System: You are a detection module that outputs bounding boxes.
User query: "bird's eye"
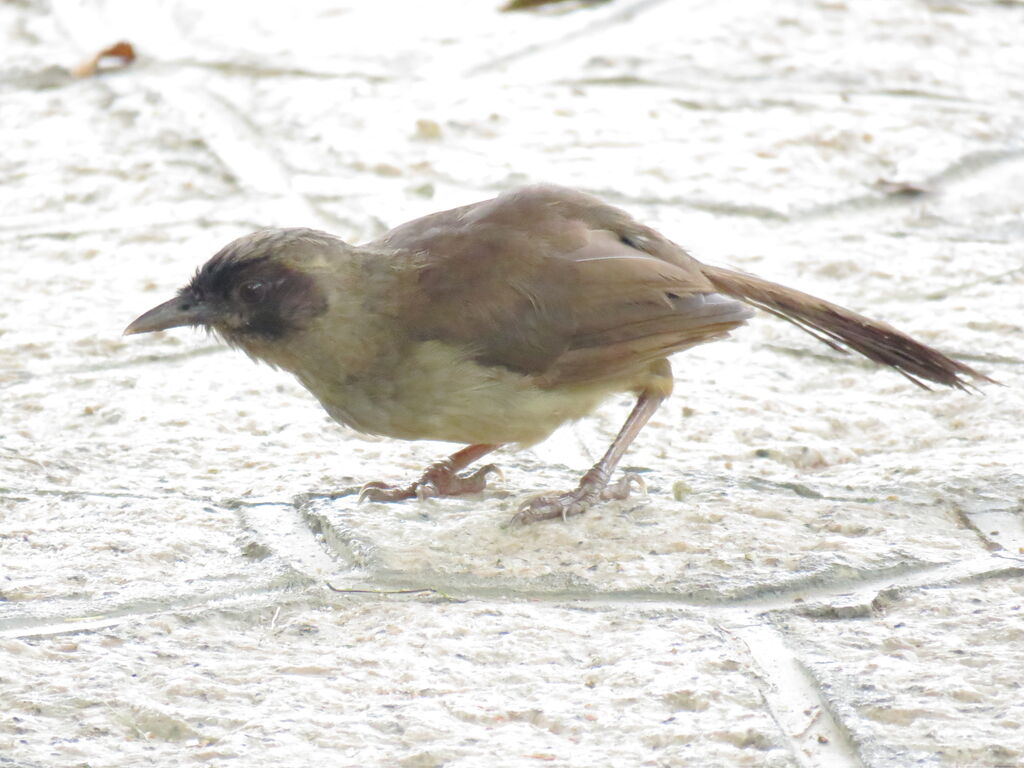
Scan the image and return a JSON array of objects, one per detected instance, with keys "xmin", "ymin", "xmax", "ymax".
[{"xmin": 238, "ymin": 280, "xmax": 267, "ymax": 304}]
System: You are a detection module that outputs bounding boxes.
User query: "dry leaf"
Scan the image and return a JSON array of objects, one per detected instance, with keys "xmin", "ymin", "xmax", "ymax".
[{"xmin": 71, "ymin": 41, "xmax": 136, "ymax": 79}]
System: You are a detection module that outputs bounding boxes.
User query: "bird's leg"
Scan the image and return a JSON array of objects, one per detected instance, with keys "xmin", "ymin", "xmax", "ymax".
[
  {"xmin": 359, "ymin": 443, "xmax": 502, "ymax": 503},
  {"xmin": 512, "ymin": 389, "xmax": 666, "ymax": 524}
]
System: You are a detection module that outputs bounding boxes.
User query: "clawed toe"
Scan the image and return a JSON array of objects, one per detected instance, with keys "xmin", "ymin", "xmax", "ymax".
[
  {"xmin": 358, "ymin": 481, "xmax": 415, "ymax": 503},
  {"xmin": 511, "ymin": 491, "xmax": 593, "ymax": 525},
  {"xmin": 359, "ymin": 463, "xmax": 503, "ymax": 504},
  {"xmin": 511, "ymin": 494, "xmax": 582, "ymax": 525},
  {"xmin": 510, "ymin": 471, "xmax": 646, "ymax": 525},
  {"xmin": 470, "ymin": 463, "xmax": 503, "ymax": 488},
  {"xmin": 416, "ymin": 462, "xmax": 503, "ymax": 500},
  {"xmin": 602, "ymin": 471, "xmax": 646, "ymax": 500}
]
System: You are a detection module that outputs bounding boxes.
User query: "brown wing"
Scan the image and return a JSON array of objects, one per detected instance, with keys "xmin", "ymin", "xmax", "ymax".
[{"xmin": 371, "ymin": 185, "xmax": 752, "ymax": 387}]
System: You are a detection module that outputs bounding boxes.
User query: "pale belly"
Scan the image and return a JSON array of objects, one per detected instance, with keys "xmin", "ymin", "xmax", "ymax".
[{"xmin": 295, "ymin": 340, "xmax": 618, "ymax": 446}]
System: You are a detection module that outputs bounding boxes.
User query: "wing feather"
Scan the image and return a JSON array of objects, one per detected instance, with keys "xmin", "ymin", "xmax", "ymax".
[{"xmin": 372, "ymin": 186, "xmax": 751, "ymax": 386}]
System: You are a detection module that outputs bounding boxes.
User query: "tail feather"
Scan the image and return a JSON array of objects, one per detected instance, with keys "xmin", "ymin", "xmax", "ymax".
[{"xmin": 701, "ymin": 265, "xmax": 994, "ymax": 391}]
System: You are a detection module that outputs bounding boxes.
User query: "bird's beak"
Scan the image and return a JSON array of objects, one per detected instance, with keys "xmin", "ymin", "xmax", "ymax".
[{"xmin": 124, "ymin": 294, "xmax": 214, "ymax": 335}]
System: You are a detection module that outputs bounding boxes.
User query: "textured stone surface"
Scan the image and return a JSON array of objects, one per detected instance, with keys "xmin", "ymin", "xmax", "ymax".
[{"xmin": 2, "ymin": 1, "xmax": 1022, "ymax": 766}]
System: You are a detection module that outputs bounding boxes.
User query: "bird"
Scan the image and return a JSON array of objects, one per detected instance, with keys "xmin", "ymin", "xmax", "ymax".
[{"xmin": 125, "ymin": 184, "xmax": 992, "ymax": 523}]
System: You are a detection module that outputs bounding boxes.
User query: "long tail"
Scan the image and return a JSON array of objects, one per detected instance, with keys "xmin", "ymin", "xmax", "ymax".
[{"xmin": 701, "ymin": 265, "xmax": 994, "ymax": 391}]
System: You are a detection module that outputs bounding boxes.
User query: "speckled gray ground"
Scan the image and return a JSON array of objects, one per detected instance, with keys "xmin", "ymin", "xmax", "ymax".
[{"xmin": 2, "ymin": 1, "xmax": 1023, "ymax": 767}]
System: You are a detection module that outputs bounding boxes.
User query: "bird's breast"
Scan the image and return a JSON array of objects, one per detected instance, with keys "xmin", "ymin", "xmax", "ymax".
[{"xmin": 292, "ymin": 339, "xmax": 614, "ymax": 446}]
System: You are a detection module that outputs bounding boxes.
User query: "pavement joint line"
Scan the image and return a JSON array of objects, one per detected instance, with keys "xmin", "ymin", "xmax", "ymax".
[
  {"xmin": 958, "ymin": 507, "xmax": 1024, "ymax": 557},
  {"xmin": 956, "ymin": 506, "xmax": 1005, "ymax": 552},
  {"xmin": 710, "ymin": 556, "xmax": 1023, "ymax": 617},
  {"xmin": 2, "ymin": 552, "xmax": 1013, "ymax": 641},
  {"xmin": 923, "ymin": 145, "xmax": 1024, "ymax": 185},
  {"xmin": 924, "ymin": 265, "xmax": 1024, "ymax": 302},
  {"xmin": 0, "ymin": 581, "xmax": 317, "ymax": 641},
  {"xmin": 235, "ymin": 499, "xmax": 356, "ymax": 577},
  {"xmin": 727, "ymin": 621, "xmax": 865, "ymax": 768},
  {"xmin": 184, "ymin": 60, "xmax": 377, "ymax": 81},
  {"xmin": 319, "ymin": 551, "xmax": 1022, "ymax": 613},
  {"xmin": 0, "ymin": 486, "xmax": 208, "ymax": 503},
  {"xmin": 298, "ymin": 502, "xmax": 386, "ymax": 571},
  {"xmin": 793, "ymin": 145, "xmax": 1024, "ymax": 222},
  {"xmin": 164, "ymin": 81, "xmax": 353, "ymax": 235},
  {"xmin": 561, "ymin": 145, "xmax": 1024, "ymax": 227},
  {"xmin": 155, "ymin": 80, "xmax": 347, "ymax": 234},
  {"xmin": 466, "ymin": 0, "xmax": 672, "ymax": 77}
]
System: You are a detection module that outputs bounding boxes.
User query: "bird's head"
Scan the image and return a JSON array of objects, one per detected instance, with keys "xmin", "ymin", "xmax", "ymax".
[{"xmin": 125, "ymin": 228, "xmax": 333, "ymax": 351}]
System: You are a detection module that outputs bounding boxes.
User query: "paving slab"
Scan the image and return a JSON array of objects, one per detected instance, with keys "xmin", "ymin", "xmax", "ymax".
[
  {"xmin": 779, "ymin": 575, "xmax": 1024, "ymax": 768},
  {"xmin": 2, "ymin": 1, "xmax": 1022, "ymax": 766}
]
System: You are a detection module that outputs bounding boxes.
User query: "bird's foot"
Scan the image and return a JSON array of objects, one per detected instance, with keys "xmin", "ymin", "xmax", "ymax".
[
  {"xmin": 359, "ymin": 463, "xmax": 502, "ymax": 503},
  {"xmin": 510, "ymin": 471, "xmax": 645, "ymax": 525}
]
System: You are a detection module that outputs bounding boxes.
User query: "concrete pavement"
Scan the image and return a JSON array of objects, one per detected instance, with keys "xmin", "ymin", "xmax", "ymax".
[{"xmin": 2, "ymin": 1, "xmax": 1023, "ymax": 765}]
